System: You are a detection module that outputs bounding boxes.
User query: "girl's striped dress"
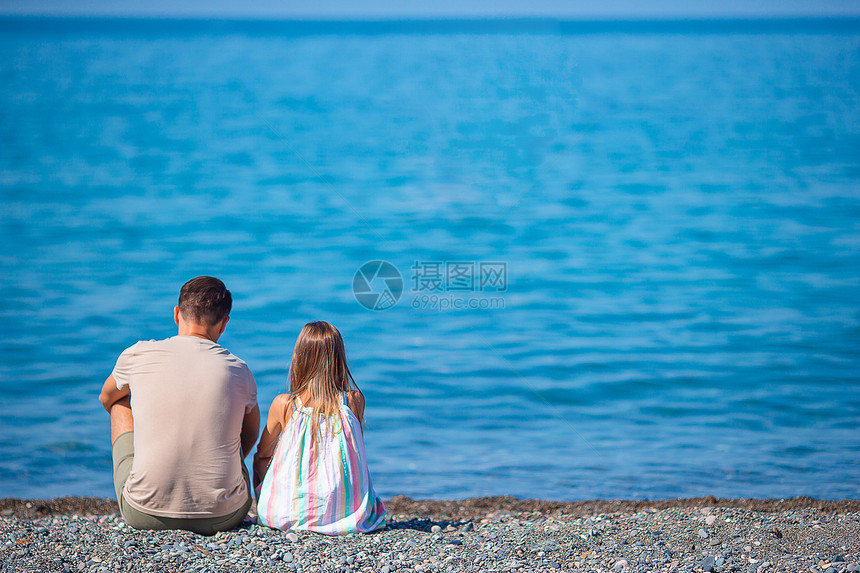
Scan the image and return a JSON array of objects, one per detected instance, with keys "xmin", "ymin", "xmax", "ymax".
[{"xmin": 256, "ymin": 392, "xmax": 386, "ymax": 535}]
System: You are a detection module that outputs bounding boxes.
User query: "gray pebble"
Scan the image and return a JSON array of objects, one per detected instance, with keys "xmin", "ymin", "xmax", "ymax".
[
  {"xmin": 698, "ymin": 555, "xmax": 715, "ymax": 573},
  {"xmin": 698, "ymin": 529, "xmax": 709, "ymax": 539},
  {"xmin": 431, "ymin": 525, "xmax": 442, "ymax": 534},
  {"xmin": 771, "ymin": 526, "xmax": 783, "ymax": 539}
]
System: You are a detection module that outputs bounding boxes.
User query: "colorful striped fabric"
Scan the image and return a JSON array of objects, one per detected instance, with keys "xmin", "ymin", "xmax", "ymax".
[{"xmin": 257, "ymin": 392, "xmax": 386, "ymax": 535}]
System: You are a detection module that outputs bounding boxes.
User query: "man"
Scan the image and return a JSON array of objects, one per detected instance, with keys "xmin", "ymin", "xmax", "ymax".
[{"xmin": 99, "ymin": 276, "xmax": 260, "ymax": 534}]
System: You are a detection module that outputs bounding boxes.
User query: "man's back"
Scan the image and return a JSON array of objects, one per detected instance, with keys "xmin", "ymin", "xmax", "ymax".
[{"xmin": 112, "ymin": 335, "xmax": 257, "ymax": 519}]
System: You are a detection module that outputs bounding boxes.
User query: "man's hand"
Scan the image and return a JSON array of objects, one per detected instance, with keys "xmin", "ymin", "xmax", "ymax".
[
  {"xmin": 99, "ymin": 374, "xmax": 130, "ymax": 412},
  {"xmin": 240, "ymin": 403, "xmax": 260, "ymax": 459}
]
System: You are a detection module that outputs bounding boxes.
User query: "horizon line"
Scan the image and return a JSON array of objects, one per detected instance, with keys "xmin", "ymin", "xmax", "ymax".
[
  {"xmin": 2, "ymin": 14, "xmax": 860, "ymax": 21},
  {"xmin": 2, "ymin": 15, "xmax": 859, "ymax": 36}
]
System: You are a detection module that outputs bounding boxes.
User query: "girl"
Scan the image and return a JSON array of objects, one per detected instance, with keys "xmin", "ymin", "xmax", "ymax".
[{"xmin": 253, "ymin": 321, "xmax": 386, "ymax": 534}]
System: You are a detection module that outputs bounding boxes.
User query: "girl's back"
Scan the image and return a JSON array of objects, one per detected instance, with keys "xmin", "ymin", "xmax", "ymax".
[
  {"xmin": 253, "ymin": 321, "xmax": 385, "ymax": 535},
  {"xmin": 257, "ymin": 390, "xmax": 385, "ymax": 534}
]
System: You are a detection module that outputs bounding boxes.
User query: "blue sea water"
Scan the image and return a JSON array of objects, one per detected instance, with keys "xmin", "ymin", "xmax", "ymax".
[{"xmin": 1, "ymin": 18, "xmax": 859, "ymax": 501}]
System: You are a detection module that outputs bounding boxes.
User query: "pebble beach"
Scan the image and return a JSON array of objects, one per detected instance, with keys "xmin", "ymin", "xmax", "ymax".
[{"xmin": 2, "ymin": 497, "xmax": 858, "ymax": 573}]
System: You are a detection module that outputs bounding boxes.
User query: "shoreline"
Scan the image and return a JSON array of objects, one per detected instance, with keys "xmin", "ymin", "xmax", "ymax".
[
  {"xmin": 2, "ymin": 495, "xmax": 859, "ymax": 520},
  {"xmin": 2, "ymin": 496, "xmax": 858, "ymax": 573}
]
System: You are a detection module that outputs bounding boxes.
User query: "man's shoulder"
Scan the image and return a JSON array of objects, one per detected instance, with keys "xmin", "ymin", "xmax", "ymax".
[
  {"xmin": 121, "ymin": 337, "xmax": 253, "ymax": 378},
  {"xmin": 223, "ymin": 352, "xmax": 252, "ymax": 372},
  {"xmin": 119, "ymin": 338, "xmax": 164, "ymax": 355},
  {"xmin": 212, "ymin": 348, "xmax": 256, "ymax": 397},
  {"xmin": 119, "ymin": 337, "xmax": 212, "ymax": 363},
  {"xmin": 225, "ymin": 352, "xmax": 254, "ymax": 382},
  {"xmin": 112, "ymin": 338, "xmax": 167, "ymax": 385},
  {"xmin": 211, "ymin": 343, "xmax": 249, "ymax": 366},
  {"xmin": 205, "ymin": 343, "xmax": 255, "ymax": 382}
]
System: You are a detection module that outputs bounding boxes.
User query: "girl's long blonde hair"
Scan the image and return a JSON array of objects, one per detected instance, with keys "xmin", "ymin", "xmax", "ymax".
[{"xmin": 288, "ymin": 321, "xmax": 358, "ymax": 431}]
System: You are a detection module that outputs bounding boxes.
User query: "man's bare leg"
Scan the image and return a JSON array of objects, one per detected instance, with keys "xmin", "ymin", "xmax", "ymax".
[{"xmin": 110, "ymin": 396, "xmax": 134, "ymax": 444}]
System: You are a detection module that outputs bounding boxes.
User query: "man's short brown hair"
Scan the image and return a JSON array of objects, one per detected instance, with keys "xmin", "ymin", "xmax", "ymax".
[{"xmin": 178, "ymin": 276, "xmax": 232, "ymax": 326}]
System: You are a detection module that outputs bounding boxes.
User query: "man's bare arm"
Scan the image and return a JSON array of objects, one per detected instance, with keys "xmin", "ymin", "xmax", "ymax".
[
  {"xmin": 240, "ymin": 403, "xmax": 260, "ymax": 459},
  {"xmin": 99, "ymin": 374, "xmax": 130, "ymax": 412}
]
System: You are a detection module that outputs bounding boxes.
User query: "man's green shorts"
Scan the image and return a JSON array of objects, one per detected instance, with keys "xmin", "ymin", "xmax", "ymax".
[{"xmin": 112, "ymin": 431, "xmax": 252, "ymax": 535}]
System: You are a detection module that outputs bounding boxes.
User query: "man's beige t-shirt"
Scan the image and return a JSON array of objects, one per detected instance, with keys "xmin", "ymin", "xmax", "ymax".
[{"xmin": 112, "ymin": 335, "xmax": 257, "ymax": 519}]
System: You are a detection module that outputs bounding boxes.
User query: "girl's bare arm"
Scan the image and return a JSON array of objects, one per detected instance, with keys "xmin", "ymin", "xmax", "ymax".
[
  {"xmin": 252, "ymin": 393, "xmax": 289, "ymax": 490},
  {"xmin": 346, "ymin": 389, "xmax": 366, "ymax": 426}
]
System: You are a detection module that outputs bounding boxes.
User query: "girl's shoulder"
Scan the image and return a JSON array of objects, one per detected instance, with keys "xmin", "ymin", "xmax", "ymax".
[
  {"xmin": 271, "ymin": 392, "xmax": 291, "ymax": 408},
  {"xmin": 268, "ymin": 393, "xmax": 293, "ymax": 424}
]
